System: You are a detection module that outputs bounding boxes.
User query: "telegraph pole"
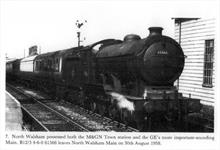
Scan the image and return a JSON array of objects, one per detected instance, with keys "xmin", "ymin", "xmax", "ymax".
[
  {"xmin": 75, "ymin": 20, "xmax": 87, "ymax": 47},
  {"xmin": 77, "ymin": 31, "xmax": 81, "ymax": 47},
  {"xmin": 39, "ymin": 46, "xmax": 41, "ymax": 54}
]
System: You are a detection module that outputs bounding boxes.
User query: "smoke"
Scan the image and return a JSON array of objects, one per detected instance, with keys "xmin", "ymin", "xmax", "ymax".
[{"xmin": 109, "ymin": 92, "xmax": 135, "ymax": 112}]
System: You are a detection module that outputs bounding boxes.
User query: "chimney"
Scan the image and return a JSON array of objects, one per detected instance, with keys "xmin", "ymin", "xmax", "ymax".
[
  {"xmin": 148, "ymin": 27, "xmax": 163, "ymax": 36},
  {"xmin": 29, "ymin": 45, "xmax": 38, "ymax": 56}
]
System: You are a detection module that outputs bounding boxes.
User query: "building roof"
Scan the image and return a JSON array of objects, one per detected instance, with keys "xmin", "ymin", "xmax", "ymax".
[
  {"xmin": 21, "ymin": 55, "xmax": 38, "ymax": 62},
  {"xmin": 6, "ymin": 58, "xmax": 17, "ymax": 63},
  {"xmin": 172, "ymin": 18, "xmax": 200, "ymax": 23}
]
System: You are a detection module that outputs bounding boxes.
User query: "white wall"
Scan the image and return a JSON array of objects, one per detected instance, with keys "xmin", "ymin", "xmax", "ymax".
[
  {"xmin": 175, "ymin": 18, "xmax": 216, "ymax": 105},
  {"xmin": 20, "ymin": 61, "xmax": 34, "ymax": 72}
]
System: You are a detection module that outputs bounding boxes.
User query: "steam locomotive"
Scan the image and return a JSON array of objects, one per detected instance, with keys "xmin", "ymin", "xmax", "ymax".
[{"xmin": 6, "ymin": 27, "xmax": 201, "ymax": 131}]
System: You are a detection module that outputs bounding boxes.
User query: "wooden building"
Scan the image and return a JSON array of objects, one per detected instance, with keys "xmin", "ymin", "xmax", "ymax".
[{"xmin": 173, "ymin": 18, "xmax": 216, "ymax": 106}]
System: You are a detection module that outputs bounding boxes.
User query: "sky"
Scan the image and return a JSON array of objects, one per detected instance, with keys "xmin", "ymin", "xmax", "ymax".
[{"xmin": 0, "ymin": 0, "xmax": 219, "ymax": 59}]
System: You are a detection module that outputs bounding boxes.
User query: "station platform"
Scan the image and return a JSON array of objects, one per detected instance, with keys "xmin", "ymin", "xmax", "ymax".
[{"xmin": 5, "ymin": 92, "xmax": 23, "ymax": 131}]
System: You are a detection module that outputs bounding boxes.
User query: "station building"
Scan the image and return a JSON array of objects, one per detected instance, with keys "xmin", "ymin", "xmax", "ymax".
[{"xmin": 173, "ymin": 18, "xmax": 216, "ymax": 106}]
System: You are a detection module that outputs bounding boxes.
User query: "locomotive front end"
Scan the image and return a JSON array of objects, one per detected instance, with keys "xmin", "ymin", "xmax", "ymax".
[
  {"xmin": 140, "ymin": 27, "xmax": 185, "ymax": 86},
  {"xmin": 94, "ymin": 27, "xmax": 201, "ymax": 131}
]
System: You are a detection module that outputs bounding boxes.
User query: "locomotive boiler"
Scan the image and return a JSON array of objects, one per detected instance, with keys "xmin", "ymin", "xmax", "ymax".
[
  {"xmin": 96, "ymin": 27, "xmax": 184, "ymax": 93},
  {"xmin": 6, "ymin": 27, "xmax": 201, "ymax": 131}
]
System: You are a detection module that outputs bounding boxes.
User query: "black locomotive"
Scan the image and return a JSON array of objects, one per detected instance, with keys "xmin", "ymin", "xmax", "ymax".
[{"xmin": 6, "ymin": 27, "xmax": 201, "ymax": 131}]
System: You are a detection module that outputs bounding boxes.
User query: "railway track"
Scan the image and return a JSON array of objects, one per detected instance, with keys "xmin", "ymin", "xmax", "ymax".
[
  {"xmin": 6, "ymin": 83, "xmax": 139, "ymax": 132},
  {"xmin": 6, "ymin": 83, "xmax": 89, "ymax": 131},
  {"xmin": 46, "ymin": 100, "xmax": 139, "ymax": 132}
]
